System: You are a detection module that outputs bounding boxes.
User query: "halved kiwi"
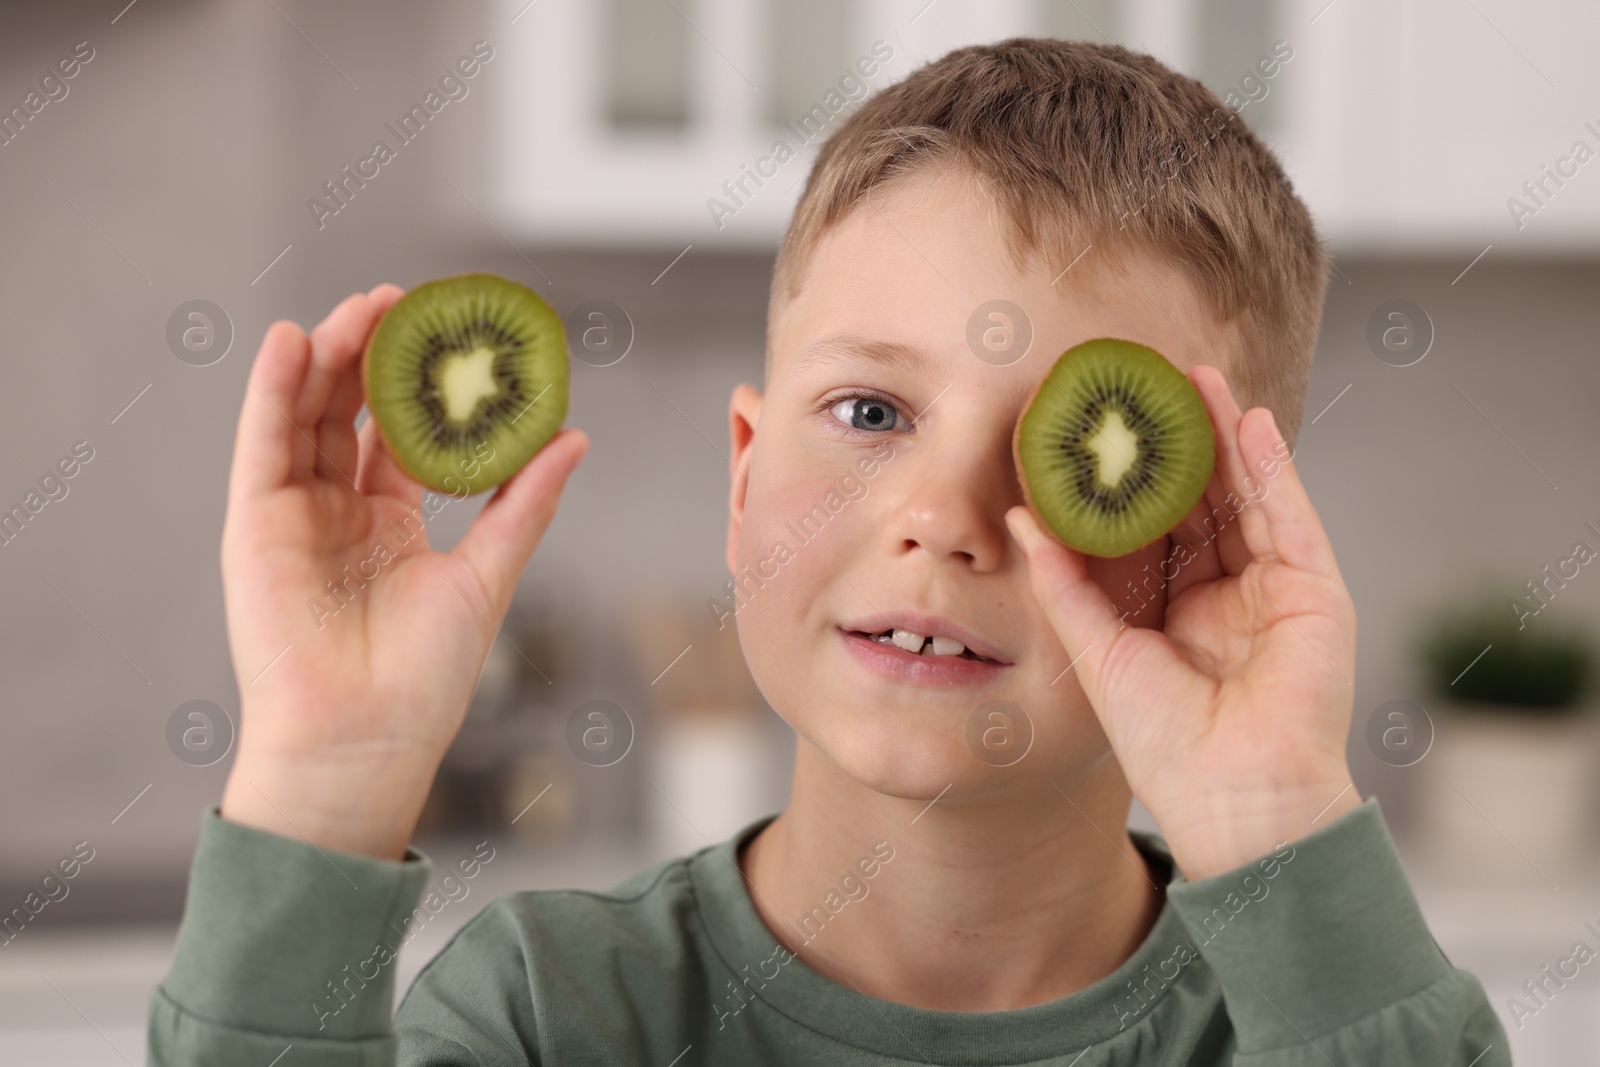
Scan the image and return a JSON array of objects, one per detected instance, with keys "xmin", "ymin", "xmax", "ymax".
[
  {"xmin": 364, "ymin": 273, "xmax": 568, "ymax": 495},
  {"xmin": 1013, "ymin": 338, "xmax": 1214, "ymax": 558}
]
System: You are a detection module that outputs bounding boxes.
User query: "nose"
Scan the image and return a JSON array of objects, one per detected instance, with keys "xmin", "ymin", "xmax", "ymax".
[{"xmin": 878, "ymin": 434, "xmax": 1013, "ymax": 572}]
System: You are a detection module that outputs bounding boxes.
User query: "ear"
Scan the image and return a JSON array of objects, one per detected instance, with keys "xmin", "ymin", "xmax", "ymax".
[{"xmin": 726, "ymin": 383, "xmax": 763, "ymax": 575}]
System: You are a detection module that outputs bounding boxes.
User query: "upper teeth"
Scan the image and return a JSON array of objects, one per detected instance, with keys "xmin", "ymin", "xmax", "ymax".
[{"xmin": 879, "ymin": 629, "xmax": 967, "ymax": 657}]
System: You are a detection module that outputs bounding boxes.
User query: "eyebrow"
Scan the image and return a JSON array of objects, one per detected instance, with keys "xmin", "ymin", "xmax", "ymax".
[{"xmin": 786, "ymin": 333, "xmax": 938, "ymax": 379}]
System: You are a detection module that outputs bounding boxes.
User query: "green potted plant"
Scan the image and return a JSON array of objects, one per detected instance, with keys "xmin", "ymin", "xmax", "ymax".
[{"xmin": 1414, "ymin": 589, "xmax": 1596, "ymax": 875}]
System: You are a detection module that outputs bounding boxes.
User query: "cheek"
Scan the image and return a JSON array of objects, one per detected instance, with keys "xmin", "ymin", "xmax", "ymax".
[
  {"xmin": 732, "ymin": 445, "xmax": 877, "ymax": 695},
  {"xmin": 736, "ymin": 453, "xmax": 864, "ymax": 578}
]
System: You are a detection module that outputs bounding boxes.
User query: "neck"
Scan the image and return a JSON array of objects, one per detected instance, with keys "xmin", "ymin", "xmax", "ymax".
[{"xmin": 739, "ymin": 739, "xmax": 1164, "ymax": 1012}]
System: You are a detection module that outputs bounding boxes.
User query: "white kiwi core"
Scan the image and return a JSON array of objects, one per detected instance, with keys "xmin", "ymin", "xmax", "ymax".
[
  {"xmin": 1085, "ymin": 408, "xmax": 1140, "ymax": 488},
  {"xmin": 437, "ymin": 346, "xmax": 500, "ymax": 424}
]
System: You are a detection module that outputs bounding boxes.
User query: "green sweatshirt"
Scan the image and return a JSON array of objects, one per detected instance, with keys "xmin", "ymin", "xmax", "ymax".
[{"xmin": 147, "ymin": 796, "xmax": 1508, "ymax": 1065}]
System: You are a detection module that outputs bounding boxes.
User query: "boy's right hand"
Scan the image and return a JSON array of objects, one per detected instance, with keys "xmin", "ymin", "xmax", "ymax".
[{"xmin": 216, "ymin": 286, "xmax": 588, "ymax": 860}]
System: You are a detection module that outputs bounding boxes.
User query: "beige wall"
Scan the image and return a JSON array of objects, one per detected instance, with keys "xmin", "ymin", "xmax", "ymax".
[{"xmin": 1, "ymin": 0, "xmax": 1597, "ymax": 918}]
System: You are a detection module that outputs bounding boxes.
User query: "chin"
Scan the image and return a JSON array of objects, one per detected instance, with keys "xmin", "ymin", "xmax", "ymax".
[
  {"xmin": 804, "ymin": 703, "xmax": 1024, "ymax": 802},
  {"xmin": 785, "ymin": 679, "xmax": 1115, "ymax": 807}
]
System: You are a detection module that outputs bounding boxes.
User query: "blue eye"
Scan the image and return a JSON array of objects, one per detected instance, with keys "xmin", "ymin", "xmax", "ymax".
[{"xmin": 830, "ymin": 395, "xmax": 902, "ymax": 432}]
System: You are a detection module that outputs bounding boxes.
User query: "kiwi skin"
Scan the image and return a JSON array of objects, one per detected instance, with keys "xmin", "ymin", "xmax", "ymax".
[
  {"xmin": 1011, "ymin": 338, "xmax": 1215, "ymax": 559},
  {"xmin": 363, "ymin": 273, "xmax": 569, "ymax": 496}
]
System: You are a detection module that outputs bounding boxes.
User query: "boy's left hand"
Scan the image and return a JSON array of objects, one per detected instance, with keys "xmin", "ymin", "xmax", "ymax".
[{"xmin": 1006, "ymin": 364, "xmax": 1359, "ymax": 881}]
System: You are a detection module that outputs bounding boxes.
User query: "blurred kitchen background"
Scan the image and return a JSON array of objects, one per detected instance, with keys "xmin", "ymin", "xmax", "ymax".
[{"xmin": 2, "ymin": 0, "xmax": 1599, "ymax": 1062}]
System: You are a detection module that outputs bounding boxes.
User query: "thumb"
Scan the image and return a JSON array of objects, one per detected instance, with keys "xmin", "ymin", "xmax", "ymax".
[
  {"xmin": 450, "ymin": 429, "xmax": 589, "ymax": 616},
  {"xmin": 1004, "ymin": 506, "xmax": 1126, "ymax": 698}
]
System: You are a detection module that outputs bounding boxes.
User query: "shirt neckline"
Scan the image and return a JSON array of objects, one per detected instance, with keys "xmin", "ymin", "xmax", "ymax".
[{"xmin": 687, "ymin": 813, "xmax": 1204, "ymax": 1064}]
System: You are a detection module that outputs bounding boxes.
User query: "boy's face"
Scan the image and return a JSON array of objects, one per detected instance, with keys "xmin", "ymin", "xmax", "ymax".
[{"xmin": 726, "ymin": 165, "xmax": 1242, "ymax": 803}]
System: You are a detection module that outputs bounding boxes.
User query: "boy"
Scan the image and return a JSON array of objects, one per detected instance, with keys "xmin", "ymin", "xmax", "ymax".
[{"xmin": 149, "ymin": 38, "xmax": 1507, "ymax": 1065}]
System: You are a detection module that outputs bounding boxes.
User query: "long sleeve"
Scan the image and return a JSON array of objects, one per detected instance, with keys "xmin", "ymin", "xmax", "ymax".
[
  {"xmin": 147, "ymin": 808, "xmax": 447, "ymax": 1066},
  {"xmin": 1164, "ymin": 797, "xmax": 1510, "ymax": 1066},
  {"xmin": 147, "ymin": 799, "xmax": 1513, "ymax": 1065}
]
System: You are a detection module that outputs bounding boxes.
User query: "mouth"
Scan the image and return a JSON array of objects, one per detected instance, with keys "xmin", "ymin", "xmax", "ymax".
[
  {"xmin": 846, "ymin": 628, "xmax": 1003, "ymax": 664},
  {"xmin": 838, "ymin": 610, "xmax": 1011, "ymax": 665},
  {"xmin": 835, "ymin": 610, "xmax": 1012, "ymax": 686}
]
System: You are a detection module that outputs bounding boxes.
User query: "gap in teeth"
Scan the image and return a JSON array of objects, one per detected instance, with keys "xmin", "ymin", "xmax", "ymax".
[{"xmin": 870, "ymin": 629, "xmax": 971, "ymax": 658}]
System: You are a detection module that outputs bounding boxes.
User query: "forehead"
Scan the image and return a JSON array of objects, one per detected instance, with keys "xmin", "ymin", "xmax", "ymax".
[{"xmin": 769, "ymin": 166, "xmax": 1238, "ymax": 388}]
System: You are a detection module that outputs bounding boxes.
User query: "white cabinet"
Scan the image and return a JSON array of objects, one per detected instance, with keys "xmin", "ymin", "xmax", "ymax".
[
  {"xmin": 492, "ymin": 0, "xmax": 1600, "ymax": 253},
  {"xmin": 1288, "ymin": 0, "xmax": 1600, "ymax": 254}
]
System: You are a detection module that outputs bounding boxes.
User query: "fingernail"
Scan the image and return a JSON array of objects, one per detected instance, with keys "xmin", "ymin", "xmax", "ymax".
[{"xmin": 1267, "ymin": 408, "xmax": 1286, "ymax": 449}]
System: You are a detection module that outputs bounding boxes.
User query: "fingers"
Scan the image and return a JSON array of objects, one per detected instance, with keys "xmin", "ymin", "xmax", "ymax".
[
  {"xmin": 302, "ymin": 293, "xmax": 390, "ymax": 485},
  {"xmin": 230, "ymin": 290, "xmax": 397, "ymax": 506},
  {"xmin": 367, "ymin": 282, "xmax": 405, "ymax": 305},
  {"xmin": 450, "ymin": 429, "xmax": 590, "ymax": 615},
  {"xmin": 318, "ymin": 373, "xmax": 366, "ymax": 483},
  {"xmin": 1237, "ymin": 407, "xmax": 1342, "ymax": 579},
  {"xmin": 354, "ymin": 416, "xmax": 423, "ymax": 507},
  {"xmin": 1004, "ymin": 505, "xmax": 1127, "ymax": 699},
  {"xmin": 1194, "ymin": 468, "xmax": 1255, "ymax": 576},
  {"xmin": 1190, "ymin": 365, "xmax": 1274, "ymax": 567},
  {"xmin": 318, "ymin": 286, "xmax": 405, "ymax": 482},
  {"xmin": 1163, "ymin": 498, "xmax": 1225, "ymax": 603},
  {"xmin": 1188, "ymin": 366, "xmax": 1341, "ymax": 580},
  {"xmin": 231, "ymin": 320, "xmax": 314, "ymax": 503}
]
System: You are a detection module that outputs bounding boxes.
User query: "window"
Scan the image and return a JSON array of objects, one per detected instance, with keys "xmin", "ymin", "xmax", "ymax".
[
  {"xmin": 1037, "ymin": 0, "xmax": 1120, "ymax": 46},
  {"xmin": 1193, "ymin": 0, "xmax": 1281, "ymax": 135},
  {"xmin": 766, "ymin": 0, "xmax": 854, "ymax": 130},
  {"xmin": 606, "ymin": 0, "xmax": 691, "ymax": 129}
]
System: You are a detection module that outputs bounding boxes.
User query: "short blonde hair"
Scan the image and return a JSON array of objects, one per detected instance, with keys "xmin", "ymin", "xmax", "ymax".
[{"xmin": 768, "ymin": 37, "xmax": 1328, "ymax": 443}]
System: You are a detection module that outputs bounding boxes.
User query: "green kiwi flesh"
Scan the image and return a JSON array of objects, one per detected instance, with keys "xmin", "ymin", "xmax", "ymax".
[
  {"xmin": 365, "ymin": 273, "xmax": 568, "ymax": 495},
  {"xmin": 1013, "ymin": 338, "xmax": 1214, "ymax": 558}
]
